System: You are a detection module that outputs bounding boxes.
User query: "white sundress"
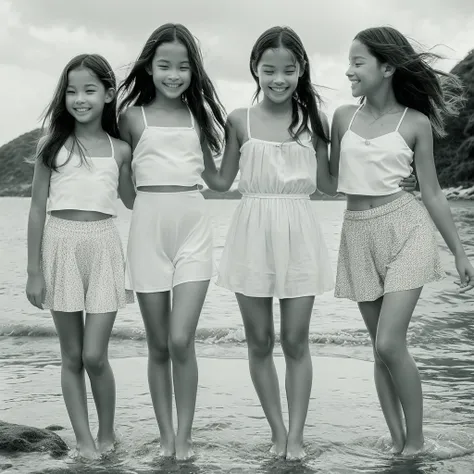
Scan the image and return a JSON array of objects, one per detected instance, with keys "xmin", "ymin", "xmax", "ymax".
[{"xmin": 216, "ymin": 108, "xmax": 334, "ymax": 298}]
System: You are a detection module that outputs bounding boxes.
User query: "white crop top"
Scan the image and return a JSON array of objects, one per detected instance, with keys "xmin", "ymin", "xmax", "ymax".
[
  {"xmin": 132, "ymin": 106, "xmax": 204, "ymax": 188},
  {"xmin": 337, "ymin": 104, "xmax": 414, "ymax": 196},
  {"xmin": 47, "ymin": 135, "xmax": 119, "ymax": 217}
]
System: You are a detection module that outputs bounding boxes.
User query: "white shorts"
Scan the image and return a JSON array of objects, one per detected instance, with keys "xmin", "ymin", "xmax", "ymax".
[{"xmin": 125, "ymin": 191, "xmax": 214, "ymax": 292}]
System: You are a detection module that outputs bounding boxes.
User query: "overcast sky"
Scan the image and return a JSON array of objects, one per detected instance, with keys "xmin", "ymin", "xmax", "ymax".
[{"xmin": 1, "ymin": 0, "xmax": 473, "ymax": 145}]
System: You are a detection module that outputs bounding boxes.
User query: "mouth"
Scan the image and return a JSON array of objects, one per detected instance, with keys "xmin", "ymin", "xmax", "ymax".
[
  {"xmin": 350, "ymin": 80, "xmax": 360, "ymax": 87},
  {"xmin": 74, "ymin": 107, "xmax": 91, "ymax": 113},
  {"xmin": 269, "ymin": 86, "xmax": 288, "ymax": 93},
  {"xmin": 163, "ymin": 83, "xmax": 182, "ymax": 89}
]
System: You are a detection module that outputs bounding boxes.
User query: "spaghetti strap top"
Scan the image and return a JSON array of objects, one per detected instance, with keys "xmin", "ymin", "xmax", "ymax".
[
  {"xmin": 132, "ymin": 105, "xmax": 204, "ymax": 188},
  {"xmin": 337, "ymin": 104, "xmax": 413, "ymax": 196},
  {"xmin": 237, "ymin": 107, "xmax": 317, "ymax": 196},
  {"xmin": 48, "ymin": 134, "xmax": 119, "ymax": 216}
]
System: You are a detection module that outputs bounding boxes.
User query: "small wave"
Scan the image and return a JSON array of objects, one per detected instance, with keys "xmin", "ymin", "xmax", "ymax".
[{"xmin": 0, "ymin": 324, "xmax": 372, "ymax": 346}]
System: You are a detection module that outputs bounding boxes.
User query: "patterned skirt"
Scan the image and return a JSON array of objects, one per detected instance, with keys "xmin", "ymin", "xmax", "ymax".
[
  {"xmin": 42, "ymin": 216, "xmax": 133, "ymax": 313},
  {"xmin": 335, "ymin": 193, "xmax": 445, "ymax": 302}
]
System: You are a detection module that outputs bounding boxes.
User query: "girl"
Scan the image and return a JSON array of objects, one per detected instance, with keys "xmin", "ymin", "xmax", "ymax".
[
  {"xmin": 117, "ymin": 23, "xmax": 226, "ymax": 460},
  {"xmin": 330, "ymin": 26, "xmax": 474, "ymax": 456},
  {"xmin": 202, "ymin": 26, "xmax": 416, "ymax": 460},
  {"xmin": 26, "ymin": 54, "xmax": 135, "ymax": 459}
]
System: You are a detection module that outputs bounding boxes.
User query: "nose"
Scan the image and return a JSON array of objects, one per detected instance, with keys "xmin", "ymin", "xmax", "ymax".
[
  {"xmin": 345, "ymin": 65, "xmax": 353, "ymax": 77},
  {"xmin": 75, "ymin": 94, "xmax": 86, "ymax": 104},
  {"xmin": 273, "ymin": 74, "xmax": 285, "ymax": 84},
  {"xmin": 168, "ymin": 69, "xmax": 180, "ymax": 81}
]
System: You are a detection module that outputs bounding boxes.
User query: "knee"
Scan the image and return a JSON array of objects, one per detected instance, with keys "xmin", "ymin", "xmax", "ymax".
[
  {"xmin": 148, "ymin": 339, "xmax": 170, "ymax": 364},
  {"xmin": 375, "ymin": 337, "xmax": 404, "ymax": 365},
  {"xmin": 281, "ymin": 332, "xmax": 308, "ymax": 360},
  {"xmin": 169, "ymin": 333, "xmax": 194, "ymax": 363},
  {"xmin": 61, "ymin": 348, "xmax": 83, "ymax": 373},
  {"xmin": 247, "ymin": 331, "xmax": 275, "ymax": 358},
  {"xmin": 82, "ymin": 349, "xmax": 107, "ymax": 376}
]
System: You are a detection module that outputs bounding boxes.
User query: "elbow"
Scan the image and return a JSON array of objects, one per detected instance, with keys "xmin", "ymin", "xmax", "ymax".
[
  {"xmin": 28, "ymin": 205, "xmax": 47, "ymax": 224},
  {"xmin": 420, "ymin": 187, "xmax": 444, "ymax": 208}
]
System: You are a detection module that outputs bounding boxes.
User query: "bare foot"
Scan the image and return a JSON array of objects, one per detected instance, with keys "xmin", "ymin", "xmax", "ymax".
[
  {"xmin": 98, "ymin": 436, "xmax": 117, "ymax": 455},
  {"xmin": 401, "ymin": 440, "xmax": 425, "ymax": 457},
  {"xmin": 390, "ymin": 441, "xmax": 405, "ymax": 455},
  {"xmin": 286, "ymin": 437, "xmax": 306, "ymax": 461},
  {"xmin": 175, "ymin": 437, "xmax": 194, "ymax": 461},
  {"xmin": 269, "ymin": 431, "xmax": 287, "ymax": 457},
  {"xmin": 75, "ymin": 443, "xmax": 100, "ymax": 461}
]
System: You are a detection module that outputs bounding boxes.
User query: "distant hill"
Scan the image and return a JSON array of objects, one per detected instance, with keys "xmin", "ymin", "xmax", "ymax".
[
  {"xmin": 434, "ymin": 48, "xmax": 474, "ymax": 187},
  {"xmin": 1, "ymin": 49, "xmax": 473, "ymax": 197}
]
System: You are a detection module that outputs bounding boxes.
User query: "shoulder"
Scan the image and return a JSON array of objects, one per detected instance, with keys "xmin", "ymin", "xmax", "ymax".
[
  {"xmin": 227, "ymin": 107, "xmax": 247, "ymax": 127},
  {"xmin": 35, "ymin": 134, "xmax": 50, "ymax": 154},
  {"xmin": 405, "ymin": 108, "xmax": 431, "ymax": 130},
  {"xmin": 333, "ymin": 104, "xmax": 358, "ymax": 123},
  {"xmin": 111, "ymin": 137, "xmax": 132, "ymax": 164},
  {"xmin": 119, "ymin": 106, "xmax": 142, "ymax": 127}
]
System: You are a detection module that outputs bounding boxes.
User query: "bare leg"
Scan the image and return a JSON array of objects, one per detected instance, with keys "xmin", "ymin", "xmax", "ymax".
[
  {"xmin": 51, "ymin": 311, "xmax": 97, "ymax": 459},
  {"xmin": 82, "ymin": 311, "xmax": 117, "ymax": 454},
  {"xmin": 236, "ymin": 293, "xmax": 287, "ymax": 457},
  {"xmin": 376, "ymin": 288, "xmax": 424, "ymax": 456},
  {"xmin": 169, "ymin": 280, "xmax": 209, "ymax": 461},
  {"xmin": 137, "ymin": 291, "xmax": 174, "ymax": 456},
  {"xmin": 358, "ymin": 298, "xmax": 406, "ymax": 453},
  {"xmin": 280, "ymin": 296, "xmax": 314, "ymax": 460}
]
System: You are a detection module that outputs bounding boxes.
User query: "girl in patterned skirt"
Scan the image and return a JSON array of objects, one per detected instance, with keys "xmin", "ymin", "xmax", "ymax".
[
  {"xmin": 330, "ymin": 27, "xmax": 474, "ymax": 455},
  {"xmin": 26, "ymin": 54, "xmax": 135, "ymax": 459}
]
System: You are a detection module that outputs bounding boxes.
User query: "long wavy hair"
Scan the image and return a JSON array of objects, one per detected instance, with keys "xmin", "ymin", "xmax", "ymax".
[
  {"xmin": 354, "ymin": 26, "xmax": 465, "ymax": 138},
  {"xmin": 249, "ymin": 26, "xmax": 329, "ymax": 144},
  {"xmin": 117, "ymin": 23, "xmax": 226, "ymax": 155},
  {"xmin": 38, "ymin": 54, "xmax": 118, "ymax": 171}
]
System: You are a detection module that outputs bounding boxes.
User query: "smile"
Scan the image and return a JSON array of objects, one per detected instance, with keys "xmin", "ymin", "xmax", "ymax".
[
  {"xmin": 270, "ymin": 86, "xmax": 288, "ymax": 93},
  {"xmin": 164, "ymin": 84, "xmax": 182, "ymax": 89}
]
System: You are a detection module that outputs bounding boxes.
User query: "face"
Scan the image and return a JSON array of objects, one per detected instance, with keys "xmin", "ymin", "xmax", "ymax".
[
  {"xmin": 65, "ymin": 67, "xmax": 112, "ymax": 123},
  {"xmin": 346, "ymin": 40, "xmax": 387, "ymax": 97},
  {"xmin": 149, "ymin": 41, "xmax": 192, "ymax": 100},
  {"xmin": 254, "ymin": 47, "xmax": 302, "ymax": 104}
]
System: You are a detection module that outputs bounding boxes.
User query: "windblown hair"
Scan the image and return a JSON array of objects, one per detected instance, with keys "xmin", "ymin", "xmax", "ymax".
[
  {"xmin": 117, "ymin": 23, "xmax": 226, "ymax": 154},
  {"xmin": 250, "ymin": 26, "xmax": 329, "ymax": 143},
  {"xmin": 355, "ymin": 26, "xmax": 465, "ymax": 138},
  {"xmin": 38, "ymin": 54, "xmax": 118, "ymax": 170}
]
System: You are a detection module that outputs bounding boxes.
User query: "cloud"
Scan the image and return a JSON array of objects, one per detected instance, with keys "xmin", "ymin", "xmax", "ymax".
[{"xmin": 0, "ymin": 0, "xmax": 473, "ymax": 144}]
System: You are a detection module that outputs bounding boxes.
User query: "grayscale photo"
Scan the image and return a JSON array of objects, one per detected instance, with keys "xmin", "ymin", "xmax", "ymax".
[{"xmin": 0, "ymin": 0, "xmax": 473, "ymax": 472}]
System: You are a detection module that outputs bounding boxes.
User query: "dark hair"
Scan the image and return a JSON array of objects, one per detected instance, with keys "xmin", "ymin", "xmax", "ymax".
[
  {"xmin": 117, "ymin": 23, "xmax": 226, "ymax": 154},
  {"xmin": 249, "ymin": 26, "xmax": 329, "ymax": 144},
  {"xmin": 38, "ymin": 54, "xmax": 118, "ymax": 171},
  {"xmin": 354, "ymin": 26, "xmax": 465, "ymax": 138}
]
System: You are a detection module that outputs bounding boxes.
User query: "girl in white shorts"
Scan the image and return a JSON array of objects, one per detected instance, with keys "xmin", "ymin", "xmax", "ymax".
[
  {"xmin": 117, "ymin": 23, "xmax": 226, "ymax": 460},
  {"xmin": 330, "ymin": 26, "xmax": 474, "ymax": 456},
  {"xmin": 26, "ymin": 54, "xmax": 135, "ymax": 459}
]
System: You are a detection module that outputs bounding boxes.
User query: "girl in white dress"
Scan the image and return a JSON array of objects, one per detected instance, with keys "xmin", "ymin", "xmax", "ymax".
[{"xmin": 203, "ymin": 25, "xmax": 416, "ymax": 460}]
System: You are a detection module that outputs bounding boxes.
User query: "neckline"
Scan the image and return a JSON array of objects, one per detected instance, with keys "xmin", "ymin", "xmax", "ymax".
[
  {"xmin": 344, "ymin": 129, "xmax": 413, "ymax": 152},
  {"xmin": 145, "ymin": 124, "xmax": 194, "ymax": 130},
  {"xmin": 241, "ymin": 136, "xmax": 312, "ymax": 148}
]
